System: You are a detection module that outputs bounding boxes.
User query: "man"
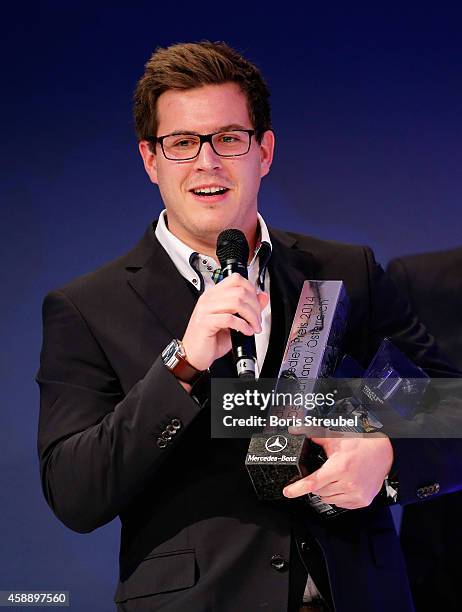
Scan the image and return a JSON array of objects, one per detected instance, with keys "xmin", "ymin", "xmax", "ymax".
[
  {"xmin": 37, "ymin": 42, "xmax": 461, "ymax": 611},
  {"xmin": 387, "ymin": 248, "xmax": 462, "ymax": 612}
]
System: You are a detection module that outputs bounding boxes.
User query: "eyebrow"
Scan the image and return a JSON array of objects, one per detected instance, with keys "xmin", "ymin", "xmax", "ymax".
[{"xmin": 167, "ymin": 124, "xmax": 250, "ymax": 136}]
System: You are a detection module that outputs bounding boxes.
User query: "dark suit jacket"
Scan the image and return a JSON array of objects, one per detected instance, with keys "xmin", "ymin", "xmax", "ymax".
[
  {"xmin": 387, "ymin": 248, "xmax": 462, "ymax": 612},
  {"xmin": 37, "ymin": 225, "xmax": 461, "ymax": 612}
]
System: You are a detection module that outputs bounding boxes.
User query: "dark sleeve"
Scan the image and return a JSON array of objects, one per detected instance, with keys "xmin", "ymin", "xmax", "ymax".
[
  {"xmin": 37, "ymin": 290, "xmax": 203, "ymax": 533},
  {"xmin": 363, "ymin": 248, "xmax": 462, "ymax": 505}
]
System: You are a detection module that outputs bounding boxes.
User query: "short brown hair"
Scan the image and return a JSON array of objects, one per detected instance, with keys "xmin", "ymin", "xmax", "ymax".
[{"xmin": 133, "ymin": 41, "xmax": 271, "ymax": 144}]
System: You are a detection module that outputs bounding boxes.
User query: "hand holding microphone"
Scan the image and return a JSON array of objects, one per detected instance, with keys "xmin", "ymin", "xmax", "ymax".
[{"xmin": 182, "ymin": 229, "xmax": 268, "ymax": 373}]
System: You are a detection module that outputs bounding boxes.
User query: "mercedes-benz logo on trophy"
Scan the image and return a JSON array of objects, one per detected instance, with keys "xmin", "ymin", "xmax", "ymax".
[{"xmin": 265, "ymin": 435, "xmax": 288, "ymax": 453}]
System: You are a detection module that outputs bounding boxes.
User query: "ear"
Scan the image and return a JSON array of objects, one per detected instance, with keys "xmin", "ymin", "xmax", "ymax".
[
  {"xmin": 138, "ymin": 140, "xmax": 159, "ymax": 185},
  {"xmin": 259, "ymin": 130, "xmax": 275, "ymax": 178}
]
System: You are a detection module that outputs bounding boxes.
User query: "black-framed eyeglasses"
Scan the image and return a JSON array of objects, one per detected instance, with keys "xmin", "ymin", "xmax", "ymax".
[{"xmin": 146, "ymin": 129, "xmax": 255, "ymax": 161}]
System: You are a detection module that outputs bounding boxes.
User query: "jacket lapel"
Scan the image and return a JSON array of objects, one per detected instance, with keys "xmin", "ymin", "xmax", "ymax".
[
  {"xmin": 268, "ymin": 228, "xmax": 317, "ymax": 341},
  {"xmin": 125, "ymin": 224, "xmax": 198, "ymax": 340}
]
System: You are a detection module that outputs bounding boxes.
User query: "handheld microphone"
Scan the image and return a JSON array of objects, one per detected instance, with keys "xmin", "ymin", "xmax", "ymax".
[{"xmin": 216, "ymin": 229, "xmax": 257, "ymax": 379}]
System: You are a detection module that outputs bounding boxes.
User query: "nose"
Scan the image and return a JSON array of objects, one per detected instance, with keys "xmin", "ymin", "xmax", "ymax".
[{"xmin": 193, "ymin": 141, "xmax": 222, "ymax": 171}]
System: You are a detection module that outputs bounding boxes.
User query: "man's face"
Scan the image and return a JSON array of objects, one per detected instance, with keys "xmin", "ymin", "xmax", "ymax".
[{"xmin": 139, "ymin": 82, "xmax": 274, "ymax": 250}]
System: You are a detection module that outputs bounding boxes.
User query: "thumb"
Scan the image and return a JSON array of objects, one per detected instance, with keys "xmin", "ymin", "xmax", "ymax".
[{"xmin": 257, "ymin": 291, "xmax": 269, "ymax": 311}]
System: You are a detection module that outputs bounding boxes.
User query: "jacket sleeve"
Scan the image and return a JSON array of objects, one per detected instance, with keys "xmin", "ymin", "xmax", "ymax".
[
  {"xmin": 363, "ymin": 248, "xmax": 462, "ymax": 505},
  {"xmin": 37, "ymin": 290, "xmax": 204, "ymax": 533}
]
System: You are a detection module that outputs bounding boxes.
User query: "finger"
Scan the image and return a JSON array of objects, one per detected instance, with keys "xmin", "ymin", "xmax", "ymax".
[
  {"xmin": 229, "ymin": 300, "xmax": 262, "ymax": 334},
  {"xmin": 215, "ymin": 275, "xmax": 261, "ymax": 305},
  {"xmin": 214, "ymin": 275, "xmax": 258, "ymax": 308},
  {"xmin": 229, "ymin": 289, "xmax": 263, "ymax": 333},
  {"xmin": 283, "ymin": 456, "xmax": 341, "ymax": 497},
  {"xmin": 282, "ymin": 469, "xmax": 336, "ymax": 498},
  {"xmin": 208, "ymin": 286, "xmax": 263, "ymax": 332},
  {"xmin": 282, "ymin": 475, "xmax": 314, "ymax": 498},
  {"xmin": 201, "ymin": 294, "xmax": 261, "ymax": 334},
  {"xmin": 209, "ymin": 314, "xmax": 254, "ymax": 336},
  {"xmin": 220, "ymin": 273, "xmax": 254, "ymax": 289},
  {"xmin": 310, "ymin": 482, "xmax": 343, "ymax": 497}
]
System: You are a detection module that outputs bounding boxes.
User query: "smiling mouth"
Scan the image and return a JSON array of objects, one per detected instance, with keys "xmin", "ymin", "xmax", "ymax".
[{"xmin": 190, "ymin": 186, "xmax": 230, "ymax": 196}]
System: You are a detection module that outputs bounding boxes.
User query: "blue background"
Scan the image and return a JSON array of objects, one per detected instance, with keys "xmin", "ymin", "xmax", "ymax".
[{"xmin": 2, "ymin": 2, "xmax": 462, "ymax": 610}]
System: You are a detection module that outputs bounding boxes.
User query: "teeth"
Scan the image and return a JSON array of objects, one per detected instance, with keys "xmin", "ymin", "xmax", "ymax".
[{"xmin": 193, "ymin": 186, "xmax": 227, "ymax": 195}]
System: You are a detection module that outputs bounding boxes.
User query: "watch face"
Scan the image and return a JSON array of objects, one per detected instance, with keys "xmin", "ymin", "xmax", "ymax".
[{"xmin": 162, "ymin": 340, "xmax": 180, "ymax": 368}]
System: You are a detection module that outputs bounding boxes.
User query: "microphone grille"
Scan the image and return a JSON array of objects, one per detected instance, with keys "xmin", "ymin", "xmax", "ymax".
[{"xmin": 216, "ymin": 229, "xmax": 249, "ymax": 266}]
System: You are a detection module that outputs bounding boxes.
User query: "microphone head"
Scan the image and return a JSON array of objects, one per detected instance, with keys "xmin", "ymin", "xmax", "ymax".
[{"xmin": 216, "ymin": 229, "xmax": 249, "ymax": 267}]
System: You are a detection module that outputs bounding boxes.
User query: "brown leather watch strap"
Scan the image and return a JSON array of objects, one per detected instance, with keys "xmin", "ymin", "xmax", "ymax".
[{"xmin": 171, "ymin": 353, "xmax": 204, "ymax": 384}]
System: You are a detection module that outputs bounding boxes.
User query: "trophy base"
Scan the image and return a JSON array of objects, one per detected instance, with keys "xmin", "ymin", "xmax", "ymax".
[
  {"xmin": 246, "ymin": 434, "xmax": 348, "ymax": 518},
  {"xmin": 245, "ymin": 433, "xmax": 309, "ymax": 500}
]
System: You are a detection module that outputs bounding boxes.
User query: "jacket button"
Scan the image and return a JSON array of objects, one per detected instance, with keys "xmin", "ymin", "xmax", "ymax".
[
  {"xmin": 171, "ymin": 419, "xmax": 182, "ymax": 430},
  {"xmin": 299, "ymin": 540, "xmax": 310, "ymax": 552},
  {"xmin": 417, "ymin": 483, "xmax": 440, "ymax": 499},
  {"xmin": 270, "ymin": 554, "xmax": 288, "ymax": 572},
  {"xmin": 157, "ymin": 438, "xmax": 168, "ymax": 449}
]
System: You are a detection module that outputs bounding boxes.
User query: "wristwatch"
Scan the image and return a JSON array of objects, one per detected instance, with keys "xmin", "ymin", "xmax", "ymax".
[{"xmin": 161, "ymin": 339, "xmax": 204, "ymax": 384}]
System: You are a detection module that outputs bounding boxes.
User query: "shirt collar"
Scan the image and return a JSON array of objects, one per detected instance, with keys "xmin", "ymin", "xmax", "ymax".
[
  {"xmin": 253, "ymin": 217, "xmax": 272, "ymax": 290},
  {"xmin": 155, "ymin": 210, "xmax": 201, "ymax": 288},
  {"xmin": 155, "ymin": 209, "xmax": 272, "ymax": 291}
]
